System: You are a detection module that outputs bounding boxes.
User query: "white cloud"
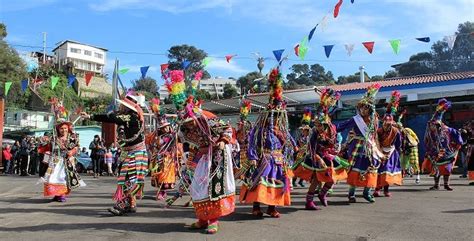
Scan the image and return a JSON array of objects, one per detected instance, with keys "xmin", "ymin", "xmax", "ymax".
[
  {"xmin": 89, "ymin": 0, "xmax": 233, "ymax": 14},
  {"xmin": 206, "ymin": 57, "xmax": 249, "ymax": 74}
]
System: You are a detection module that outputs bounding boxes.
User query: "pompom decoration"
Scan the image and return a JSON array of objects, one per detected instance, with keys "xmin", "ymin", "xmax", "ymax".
[
  {"xmin": 150, "ymin": 97, "xmax": 161, "ymax": 114},
  {"xmin": 316, "ymin": 88, "xmax": 341, "ymax": 124},
  {"xmin": 386, "ymin": 90, "xmax": 401, "ymax": 116},
  {"xmin": 432, "ymin": 98, "xmax": 451, "ymax": 122},
  {"xmin": 194, "ymin": 70, "xmax": 203, "ymax": 81},
  {"xmin": 268, "ymin": 68, "xmax": 284, "ymax": 109},
  {"xmin": 358, "ymin": 83, "xmax": 381, "ymax": 107},
  {"xmin": 166, "ymin": 70, "xmax": 187, "ymax": 111},
  {"xmin": 301, "ymin": 107, "xmax": 312, "ymax": 125},
  {"xmin": 240, "ymin": 99, "xmax": 251, "ymax": 121}
]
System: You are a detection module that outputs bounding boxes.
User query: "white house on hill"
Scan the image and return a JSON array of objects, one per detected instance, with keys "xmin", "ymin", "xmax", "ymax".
[{"xmin": 53, "ymin": 40, "xmax": 107, "ymax": 76}]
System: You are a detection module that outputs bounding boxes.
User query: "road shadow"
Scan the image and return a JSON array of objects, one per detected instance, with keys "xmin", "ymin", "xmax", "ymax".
[
  {"xmin": 0, "ymin": 222, "xmax": 191, "ymax": 234},
  {"xmin": 441, "ymin": 209, "xmax": 474, "ymax": 214}
]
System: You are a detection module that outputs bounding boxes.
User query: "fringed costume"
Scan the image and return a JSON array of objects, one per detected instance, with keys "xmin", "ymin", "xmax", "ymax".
[{"xmin": 234, "ymin": 99, "xmax": 253, "ymax": 180}]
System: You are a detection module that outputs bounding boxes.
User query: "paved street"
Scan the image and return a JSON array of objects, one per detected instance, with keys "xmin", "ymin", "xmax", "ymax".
[{"xmin": 0, "ymin": 174, "xmax": 472, "ymax": 241}]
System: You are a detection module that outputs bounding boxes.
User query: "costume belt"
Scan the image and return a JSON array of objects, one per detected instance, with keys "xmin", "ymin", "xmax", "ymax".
[{"xmin": 123, "ymin": 142, "xmax": 146, "ymax": 152}]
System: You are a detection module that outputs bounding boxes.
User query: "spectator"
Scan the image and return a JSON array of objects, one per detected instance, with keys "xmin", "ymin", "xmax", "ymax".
[
  {"xmin": 80, "ymin": 147, "xmax": 89, "ymax": 156},
  {"xmin": 28, "ymin": 137, "xmax": 39, "ymax": 175},
  {"xmin": 105, "ymin": 148, "xmax": 114, "ymax": 176},
  {"xmin": 89, "ymin": 135, "xmax": 105, "ymax": 178},
  {"xmin": 19, "ymin": 136, "xmax": 31, "ymax": 176},
  {"xmin": 2, "ymin": 144, "xmax": 12, "ymax": 174},
  {"xmin": 10, "ymin": 141, "xmax": 20, "ymax": 175},
  {"xmin": 113, "ymin": 147, "xmax": 121, "ymax": 175}
]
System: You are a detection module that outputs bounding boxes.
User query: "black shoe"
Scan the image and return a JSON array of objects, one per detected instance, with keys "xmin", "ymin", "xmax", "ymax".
[
  {"xmin": 108, "ymin": 207, "xmax": 125, "ymax": 216},
  {"xmin": 125, "ymin": 207, "xmax": 137, "ymax": 213},
  {"xmin": 469, "ymin": 182, "xmax": 474, "ymax": 186},
  {"xmin": 429, "ymin": 186, "xmax": 440, "ymax": 190},
  {"xmin": 460, "ymin": 175, "xmax": 467, "ymax": 178},
  {"xmin": 348, "ymin": 196, "xmax": 356, "ymax": 203}
]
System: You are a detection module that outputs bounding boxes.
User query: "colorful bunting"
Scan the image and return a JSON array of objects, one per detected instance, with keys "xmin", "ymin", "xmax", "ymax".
[
  {"xmin": 67, "ymin": 74, "xmax": 76, "ymax": 87},
  {"xmin": 119, "ymin": 68, "xmax": 129, "ymax": 74},
  {"xmin": 308, "ymin": 24, "xmax": 318, "ymax": 41},
  {"xmin": 85, "ymin": 72, "xmax": 94, "ymax": 86},
  {"xmin": 225, "ymin": 54, "xmax": 236, "ymax": 63},
  {"xmin": 324, "ymin": 45, "xmax": 335, "ymax": 58},
  {"xmin": 416, "ymin": 37, "xmax": 430, "ymax": 43},
  {"xmin": 273, "ymin": 49, "xmax": 285, "ymax": 63},
  {"xmin": 4, "ymin": 82, "xmax": 12, "ymax": 96},
  {"xmin": 320, "ymin": 15, "xmax": 329, "ymax": 31},
  {"xmin": 344, "ymin": 44, "xmax": 354, "ymax": 56},
  {"xmin": 160, "ymin": 63, "xmax": 169, "ymax": 73},
  {"xmin": 351, "ymin": 0, "xmax": 354, "ymax": 3},
  {"xmin": 21, "ymin": 79, "xmax": 28, "ymax": 92},
  {"xmin": 389, "ymin": 39, "xmax": 401, "ymax": 54},
  {"xmin": 294, "ymin": 44, "xmax": 300, "ymax": 57},
  {"xmin": 51, "ymin": 76, "xmax": 60, "ymax": 90},
  {"xmin": 362, "ymin": 41, "xmax": 375, "ymax": 54},
  {"xmin": 299, "ymin": 37, "xmax": 309, "ymax": 60},
  {"xmin": 445, "ymin": 35, "xmax": 457, "ymax": 50},
  {"xmin": 182, "ymin": 60, "xmax": 191, "ymax": 69},
  {"xmin": 202, "ymin": 57, "xmax": 212, "ymax": 67},
  {"xmin": 334, "ymin": 0, "xmax": 344, "ymax": 18},
  {"xmin": 140, "ymin": 66, "xmax": 149, "ymax": 79}
]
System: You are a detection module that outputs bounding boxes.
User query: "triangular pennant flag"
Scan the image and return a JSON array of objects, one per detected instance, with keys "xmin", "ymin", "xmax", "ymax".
[
  {"xmin": 85, "ymin": 72, "xmax": 94, "ymax": 86},
  {"xmin": 320, "ymin": 15, "xmax": 329, "ymax": 31},
  {"xmin": 67, "ymin": 74, "xmax": 76, "ymax": 87},
  {"xmin": 344, "ymin": 44, "xmax": 355, "ymax": 56},
  {"xmin": 119, "ymin": 68, "xmax": 129, "ymax": 74},
  {"xmin": 140, "ymin": 66, "xmax": 149, "ymax": 79},
  {"xmin": 351, "ymin": 0, "xmax": 354, "ymax": 3},
  {"xmin": 182, "ymin": 60, "xmax": 191, "ymax": 69},
  {"xmin": 444, "ymin": 35, "xmax": 457, "ymax": 50},
  {"xmin": 21, "ymin": 79, "xmax": 28, "ymax": 92},
  {"xmin": 389, "ymin": 39, "xmax": 401, "ymax": 54},
  {"xmin": 202, "ymin": 57, "xmax": 212, "ymax": 67},
  {"xmin": 273, "ymin": 49, "xmax": 285, "ymax": 62},
  {"xmin": 160, "ymin": 63, "xmax": 169, "ymax": 73},
  {"xmin": 299, "ymin": 37, "xmax": 309, "ymax": 60},
  {"xmin": 225, "ymin": 55, "xmax": 236, "ymax": 63},
  {"xmin": 416, "ymin": 37, "xmax": 430, "ymax": 43},
  {"xmin": 51, "ymin": 76, "xmax": 60, "ymax": 90},
  {"xmin": 308, "ymin": 24, "xmax": 318, "ymax": 41},
  {"xmin": 362, "ymin": 41, "xmax": 375, "ymax": 54},
  {"xmin": 294, "ymin": 44, "xmax": 300, "ymax": 57},
  {"xmin": 334, "ymin": 0, "xmax": 344, "ymax": 18},
  {"xmin": 324, "ymin": 45, "xmax": 335, "ymax": 58},
  {"xmin": 4, "ymin": 82, "xmax": 12, "ymax": 96}
]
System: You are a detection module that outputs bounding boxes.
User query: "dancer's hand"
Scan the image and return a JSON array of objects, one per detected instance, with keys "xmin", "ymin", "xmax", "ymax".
[{"xmin": 80, "ymin": 112, "xmax": 91, "ymax": 119}]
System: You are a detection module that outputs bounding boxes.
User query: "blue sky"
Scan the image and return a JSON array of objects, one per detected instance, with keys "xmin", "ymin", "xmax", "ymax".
[{"xmin": 1, "ymin": 0, "xmax": 472, "ymax": 87}]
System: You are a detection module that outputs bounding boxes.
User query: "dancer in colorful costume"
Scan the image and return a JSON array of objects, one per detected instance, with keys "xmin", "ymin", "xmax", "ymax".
[
  {"xmin": 337, "ymin": 83, "xmax": 383, "ymax": 203},
  {"xmin": 291, "ymin": 107, "xmax": 312, "ymax": 188},
  {"xmin": 464, "ymin": 121, "xmax": 474, "ymax": 185},
  {"xmin": 234, "ymin": 99, "xmax": 253, "ymax": 180},
  {"xmin": 43, "ymin": 98, "xmax": 85, "ymax": 202},
  {"xmin": 397, "ymin": 111, "xmax": 421, "ymax": 184},
  {"xmin": 422, "ymin": 98, "xmax": 463, "ymax": 191},
  {"xmin": 374, "ymin": 91, "xmax": 402, "ymax": 197},
  {"xmin": 168, "ymin": 69, "xmax": 235, "ymax": 234},
  {"xmin": 146, "ymin": 98, "xmax": 182, "ymax": 201},
  {"xmin": 240, "ymin": 68, "xmax": 297, "ymax": 218},
  {"xmin": 81, "ymin": 94, "xmax": 148, "ymax": 215}
]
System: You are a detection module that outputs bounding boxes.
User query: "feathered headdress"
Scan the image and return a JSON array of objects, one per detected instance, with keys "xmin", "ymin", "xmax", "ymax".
[
  {"xmin": 301, "ymin": 107, "xmax": 312, "ymax": 125},
  {"xmin": 384, "ymin": 90, "xmax": 401, "ymax": 122},
  {"xmin": 240, "ymin": 99, "xmax": 251, "ymax": 121},
  {"xmin": 50, "ymin": 98, "xmax": 68, "ymax": 122},
  {"xmin": 315, "ymin": 88, "xmax": 341, "ymax": 124},
  {"xmin": 431, "ymin": 98, "xmax": 451, "ymax": 123},
  {"xmin": 268, "ymin": 68, "xmax": 285, "ymax": 110},
  {"xmin": 358, "ymin": 83, "xmax": 381, "ymax": 108},
  {"xmin": 165, "ymin": 70, "xmax": 187, "ymax": 111}
]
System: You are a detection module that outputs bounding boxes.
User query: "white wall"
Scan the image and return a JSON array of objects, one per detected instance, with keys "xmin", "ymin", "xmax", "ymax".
[{"xmin": 4, "ymin": 110, "xmax": 54, "ymax": 130}]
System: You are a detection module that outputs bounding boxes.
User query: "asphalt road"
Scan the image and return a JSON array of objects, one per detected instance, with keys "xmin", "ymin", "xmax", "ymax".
[{"xmin": 0, "ymin": 174, "xmax": 473, "ymax": 241}]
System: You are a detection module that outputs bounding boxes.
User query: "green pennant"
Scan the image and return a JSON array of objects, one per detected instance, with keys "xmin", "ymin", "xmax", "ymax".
[
  {"xmin": 389, "ymin": 39, "xmax": 401, "ymax": 54},
  {"xmin": 4, "ymin": 82, "xmax": 12, "ymax": 96},
  {"xmin": 202, "ymin": 57, "xmax": 212, "ymax": 67},
  {"xmin": 299, "ymin": 36, "xmax": 309, "ymax": 60},
  {"xmin": 51, "ymin": 76, "xmax": 60, "ymax": 90},
  {"xmin": 119, "ymin": 68, "xmax": 130, "ymax": 74}
]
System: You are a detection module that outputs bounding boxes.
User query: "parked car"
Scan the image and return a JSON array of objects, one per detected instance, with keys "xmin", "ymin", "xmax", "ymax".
[
  {"xmin": 2, "ymin": 138, "xmax": 16, "ymax": 147},
  {"xmin": 75, "ymin": 153, "xmax": 92, "ymax": 173}
]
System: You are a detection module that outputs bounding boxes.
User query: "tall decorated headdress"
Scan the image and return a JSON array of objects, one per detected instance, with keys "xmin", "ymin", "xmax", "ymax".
[
  {"xmin": 430, "ymin": 98, "xmax": 451, "ymax": 124},
  {"xmin": 240, "ymin": 99, "xmax": 252, "ymax": 122},
  {"xmin": 50, "ymin": 97, "xmax": 73, "ymax": 133},
  {"xmin": 315, "ymin": 88, "xmax": 341, "ymax": 124},
  {"xmin": 165, "ymin": 70, "xmax": 187, "ymax": 111},
  {"xmin": 300, "ymin": 106, "xmax": 312, "ymax": 127},
  {"xmin": 267, "ymin": 68, "xmax": 285, "ymax": 110},
  {"xmin": 358, "ymin": 83, "xmax": 381, "ymax": 109},
  {"xmin": 150, "ymin": 97, "xmax": 170, "ymax": 128},
  {"xmin": 383, "ymin": 90, "xmax": 401, "ymax": 122}
]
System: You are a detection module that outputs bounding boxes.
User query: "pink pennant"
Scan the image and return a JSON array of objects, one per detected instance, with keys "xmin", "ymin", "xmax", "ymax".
[
  {"xmin": 85, "ymin": 72, "xmax": 94, "ymax": 86},
  {"xmin": 160, "ymin": 63, "xmax": 169, "ymax": 73},
  {"xmin": 362, "ymin": 41, "xmax": 375, "ymax": 54},
  {"xmin": 334, "ymin": 0, "xmax": 343, "ymax": 18},
  {"xmin": 225, "ymin": 55, "xmax": 236, "ymax": 63}
]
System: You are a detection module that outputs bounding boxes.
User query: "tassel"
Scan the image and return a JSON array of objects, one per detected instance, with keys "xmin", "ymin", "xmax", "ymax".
[{"xmin": 112, "ymin": 185, "xmax": 125, "ymax": 202}]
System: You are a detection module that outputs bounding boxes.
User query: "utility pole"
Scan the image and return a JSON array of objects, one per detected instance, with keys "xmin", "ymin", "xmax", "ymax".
[{"xmin": 42, "ymin": 32, "xmax": 47, "ymax": 64}]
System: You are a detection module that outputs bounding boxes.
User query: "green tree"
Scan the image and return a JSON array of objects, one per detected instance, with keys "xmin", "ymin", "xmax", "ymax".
[
  {"xmin": 132, "ymin": 76, "xmax": 158, "ymax": 97},
  {"xmin": 286, "ymin": 64, "xmax": 335, "ymax": 88},
  {"xmin": 167, "ymin": 45, "xmax": 211, "ymax": 83},
  {"xmin": 337, "ymin": 72, "xmax": 369, "ymax": 85},
  {"xmin": 237, "ymin": 71, "xmax": 263, "ymax": 94},
  {"xmin": 0, "ymin": 24, "xmax": 29, "ymax": 107},
  {"xmin": 223, "ymin": 83, "xmax": 238, "ymax": 99},
  {"xmin": 370, "ymin": 75, "xmax": 384, "ymax": 82},
  {"xmin": 196, "ymin": 89, "xmax": 211, "ymax": 100},
  {"xmin": 383, "ymin": 70, "xmax": 398, "ymax": 79}
]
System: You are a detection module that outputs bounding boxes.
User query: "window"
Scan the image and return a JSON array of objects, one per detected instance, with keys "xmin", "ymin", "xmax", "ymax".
[
  {"xmin": 84, "ymin": 50, "xmax": 92, "ymax": 56},
  {"xmin": 87, "ymin": 63, "xmax": 92, "ymax": 70},
  {"xmin": 96, "ymin": 65, "xmax": 102, "ymax": 71},
  {"xmin": 14, "ymin": 113, "xmax": 18, "ymax": 121},
  {"xmin": 22, "ymin": 113, "xmax": 28, "ymax": 120},
  {"xmin": 43, "ymin": 115, "xmax": 50, "ymax": 121},
  {"xmin": 94, "ymin": 52, "xmax": 103, "ymax": 59},
  {"xmin": 70, "ymin": 48, "xmax": 81, "ymax": 54}
]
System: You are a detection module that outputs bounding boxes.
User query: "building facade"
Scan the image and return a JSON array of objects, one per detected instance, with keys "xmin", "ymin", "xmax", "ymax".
[
  {"xmin": 3, "ymin": 110, "xmax": 54, "ymax": 132},
  {"xmin": 159, "ymin": 78, "xmax": 239, "ymax": 100},
  {"xmin": 53, "ymin": 40, "xmax": 107, "ymax": 76}
]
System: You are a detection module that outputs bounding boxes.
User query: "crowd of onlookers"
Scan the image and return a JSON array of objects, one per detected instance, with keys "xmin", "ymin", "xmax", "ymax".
[{"xmin": 1, "ymin": 134, "xmax": 122, "ymax": 178}]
